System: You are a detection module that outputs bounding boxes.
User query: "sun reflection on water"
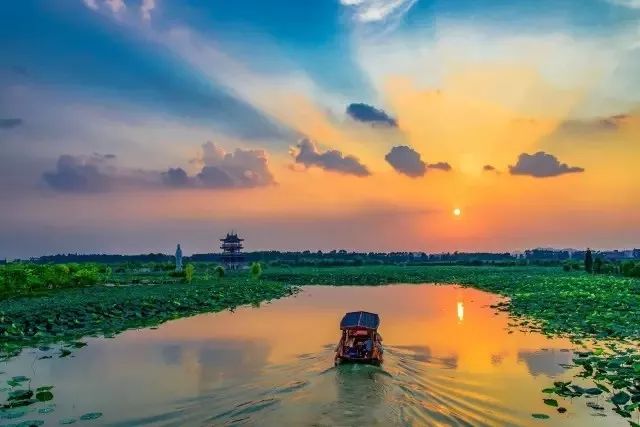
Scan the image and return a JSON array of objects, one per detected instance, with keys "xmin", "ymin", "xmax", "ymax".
[{"xmin": 457, "ymin": 301, "xmax": 464, "ymax": 322}]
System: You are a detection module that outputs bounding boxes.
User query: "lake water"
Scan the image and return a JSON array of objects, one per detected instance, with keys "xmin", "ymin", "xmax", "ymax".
[{"xmin": 1, "ymin": 285, "xmax": 628, "ymax": 426}]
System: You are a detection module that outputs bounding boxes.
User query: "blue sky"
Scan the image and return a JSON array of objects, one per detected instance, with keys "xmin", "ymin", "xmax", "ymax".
[{"xmin": 1, "ymin": 0, "xmax": 639, "ymax": 257}]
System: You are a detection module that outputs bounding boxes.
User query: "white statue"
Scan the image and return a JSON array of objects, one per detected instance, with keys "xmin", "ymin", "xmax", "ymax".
[{"xmin": 175, "ymin": 244, "xmax": 183, "ymax": 272}]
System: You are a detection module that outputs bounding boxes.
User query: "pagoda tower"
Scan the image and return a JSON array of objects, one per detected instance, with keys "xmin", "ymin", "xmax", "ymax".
[{"xmin": 220, "ymin": 231, "xmax": 245, "ymax": 270}]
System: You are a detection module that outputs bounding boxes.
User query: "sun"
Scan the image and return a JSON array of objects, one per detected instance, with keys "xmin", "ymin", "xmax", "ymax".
[{"xmin": 453, "ymin": 208, "xmax": 462, "ymax": 217}]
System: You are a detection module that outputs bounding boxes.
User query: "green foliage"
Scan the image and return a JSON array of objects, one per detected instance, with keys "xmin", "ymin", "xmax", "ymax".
[
  {"xmin": 250, "ymin": 262, "xmax": 262, "ymax": 279},
  {"xmin": 621, "ymin": 261, "xmax": 640, "ymax": 278},
  {"xmin": 593, "ymin": 257, "xmax": 603, "ymax": 274},
  {"xmin": 214, "ymin": 266, "xmax": 225, "ymax": 278},
  {"xmin": 562, "ymin": 261, "xmax": 581, "ymax": 272},
  {"xmin": 184, "ymin": 264, "xmax": 194, "ymax": 284},
  {"xmin": 585, "ymin": 249, "xmax": 593, "ymax": 273},
  {"xmin": 0, "ymin": 263, "xmax": 105, "ymax": 297},
  {"xmin": 0, "ymin": 277, "xmax": 295, "ymax": 359}
]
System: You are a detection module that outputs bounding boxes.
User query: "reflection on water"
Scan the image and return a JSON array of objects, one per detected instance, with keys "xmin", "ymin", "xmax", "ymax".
[{"xmin": 0, "ymin": 285, "xmax": 628, "ymax": 426}]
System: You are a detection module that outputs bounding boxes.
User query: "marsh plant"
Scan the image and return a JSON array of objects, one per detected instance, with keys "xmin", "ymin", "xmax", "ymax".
[
  {"xmin": 184, "ymin": 264, "xmax": 195, "ymax": 284},
  {"xmin": 214, "ymin": 265, "xmax": 225, "ymax": 278},
  {"xmin": 250, "ymin": 262, "xmax": 262, "ymax": 279}
]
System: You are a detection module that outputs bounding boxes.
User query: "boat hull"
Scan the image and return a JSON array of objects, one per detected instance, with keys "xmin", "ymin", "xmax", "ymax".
[{"xmin": 335, "ymin": 355, "xmax": 382, "ymax": 366}]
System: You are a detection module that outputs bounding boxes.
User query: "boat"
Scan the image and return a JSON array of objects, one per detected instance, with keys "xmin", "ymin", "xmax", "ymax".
[{"xmin": 334, "ymin": 311, "xmax": 384, "ymax": 366}]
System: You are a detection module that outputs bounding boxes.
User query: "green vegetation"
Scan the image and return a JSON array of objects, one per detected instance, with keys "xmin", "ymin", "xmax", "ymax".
[
  {"xmin": 0, "ymin": 275, "xmax": 296, "ymax": 360},
  {"xmin": 585, "ymin": 248, "xmax": 593, "ymax": 273},
  {"xmin": 0, "ymin": 263, "xmax": 107, "ymax": 298},
  {"xmin": 184, "ymin": 263, "xmax": 195, "ymax": 284},
  {"xmin": 214, "ymin": 265, "xmax": 225, "ymax": 278},
  {"xmin": 2, "ymin": 262, "xmax": 640, "ymax": 421},
  {"xmin": 250, "ymin": 262, "xmax": 262, "ymax": 279},
  {"xmin": 622, "ymin": 260, "xmax": 640, "ymax": 278}
]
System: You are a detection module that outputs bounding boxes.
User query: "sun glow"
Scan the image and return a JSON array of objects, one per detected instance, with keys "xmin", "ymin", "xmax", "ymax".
[
  {"xmin": 457, "ymin": 301, "xmax": 464, "ymax": 322},
  {"xmin": 453, "ymin": 208, "xmax": 462, "ymax": 217}
]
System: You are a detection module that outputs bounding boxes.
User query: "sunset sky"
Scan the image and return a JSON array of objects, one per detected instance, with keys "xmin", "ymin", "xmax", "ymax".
[{"xmin": 1, "ymin": 0, "xmax": 639, "ymax": 258}]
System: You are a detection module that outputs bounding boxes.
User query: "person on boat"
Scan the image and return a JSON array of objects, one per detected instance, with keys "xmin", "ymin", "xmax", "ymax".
[
  {"xmin": 364, "ymin": 336, "xmax": 373, "ymax": 357},
  {"xmin": 345, "ymin": 333, "xmax": 355, "ymax": 349}
]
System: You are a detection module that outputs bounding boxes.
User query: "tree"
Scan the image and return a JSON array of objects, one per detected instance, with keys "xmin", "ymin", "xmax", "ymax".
[
  {"xmin": 593, "ymin": 257, "xmax": 603, "ymax": 274},
  {"xmin": 250, "ymin": 262, "xmax": 262, "ymax": 279},
  {"xmin": 584, "ymin": 248, "xmax": 593, "ymax": 273},
  {"xmin": 214, "ymin": 265, "xmax": 225, "ymax": 278},
  {"xmin": 184, "ymin": 264, "xmax": 194, "ymax": 284}
]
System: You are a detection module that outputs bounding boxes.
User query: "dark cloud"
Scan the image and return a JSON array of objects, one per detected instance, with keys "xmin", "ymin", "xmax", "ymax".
[
  {"xmin": 161, "ymin": 167, "xmax": 192, "ymax": 188},
  {"xmin": 428, "ymin": 162, "xmax": 452, "ymax": 172},
  {"xmin": 385, "ymin": 145, "xmax": 426, "ymax": 177},
  {"xmin": 197, "ymin": 141, "xmax": 275, "ymax": 188},
  {"xmin": 346, "ymin": 103, "xmax": 397, "ymax": 127},
  {"xmin": 483, "ymin": 164, "xmax": 496, "ymax": 172},
  {"xmin": 557, "ymin": 114, "xmax": 628, "ymax": 134},
  {"xmin": 0, "ymin": 118, "xmax": 23, "ymax": 129},
  {"xmin": 43, "ymin": 142, "xmax": 276, "ymax": 193},
  {"xmin": 162, "ymin": 142, "xmax": 276, "ymax": 189},
  {"xmin": 196, "ymin": 166, "xmax": 234, "ymax": 188},
  {"xmin": 509, "ymin": 152, "xmax": 584, "ymax": 178},
  {"xmin": 292, "ymin": 138, "xmax": 371, "ymax": 177},
  {"xmin": 42, "ymin": 154, "xmax": 113, "ymax": 193}
]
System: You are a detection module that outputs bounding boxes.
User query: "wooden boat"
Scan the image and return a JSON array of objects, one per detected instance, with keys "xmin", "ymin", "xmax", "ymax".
[{"xmin": 334, "ymin": 311, "xmax": 383, "ymax": 366}]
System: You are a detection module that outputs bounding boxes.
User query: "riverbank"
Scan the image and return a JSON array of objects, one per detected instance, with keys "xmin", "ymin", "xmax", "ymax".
[
  {"xmin": 3, "ymin": 265, "xmax": 640, "ymax": 357},
  {"xmin": 0, "ymin": 277, "xmax": 296, "ymax": 359}
]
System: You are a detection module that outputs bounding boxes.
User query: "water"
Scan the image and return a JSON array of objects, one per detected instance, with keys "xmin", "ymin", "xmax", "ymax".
[{"xmin": 0, "ymin": 285, "xmax": 629, "ymax": 426}]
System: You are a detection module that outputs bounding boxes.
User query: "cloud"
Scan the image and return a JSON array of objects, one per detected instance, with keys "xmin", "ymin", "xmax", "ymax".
[
  {"xmin": 197, "ymin": 141, "xmax": 275, "ymax": 188},
  {"xmin": 42, "ymin": 154, "xmax": 115, "ymax": 193},
  {"xmin": 162, "ymin": 141, "xmax": 276, "ymax": 189},
  {"xmin": 557, "ymin": 114, "xmax": 628, "ymax": 135},
  {"xmin": 384, "ymin": 145, "xmax": 425, "ymax": 177},
  {"xmin": 428, "ymin": 162, "xmax": 452, "ymax": 172},
  {"xmin": 42, "ymin": 142, "xmax": 276, "ymax": 193},
  {"xmin": 509, "ymin": 152, "xmax": 585, "ymax": 178},
  {"xmin": 340, "ymin": 0, "xmax": 418, "ymax": 24},
  {"xmin": 483, "ymin": 164, "xmax": 496, "ymax": 172},
  {"xmin": 105, "ymin": 0, "xmax": 126, "ymax": 13},
  {"xmin": 0, "ymin": 118, "xmax": 23, "ymax": 129},
  {"xmin": 346, "ymin": 103, "xmax": 397, "ymax": 127},
  {"xmin": 607, "ymin": 0, "xmax": 640, "ymax": 8},
  {"xmin": 141, "ymin": 0, "xmax": 156, "ymax": 21},
  {"xmin": 196, "ymin": 166, "xmax": 234, "ymax": 188},
  {"xmin": 291, "ymin": 139, "xmax": 371, "ymax": 177},
  {"xmin": 161, "ymin": 167, "xmax": 192, "ymax": 188},
  {"xmin": 82, "ymin": 0, "xmax": 99, "ymax": 11}
]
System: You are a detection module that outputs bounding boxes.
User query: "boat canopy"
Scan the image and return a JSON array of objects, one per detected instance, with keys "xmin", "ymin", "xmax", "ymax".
[{"xmin": 340, "ymin": 311, "xmax": 380, "ymax": 330}]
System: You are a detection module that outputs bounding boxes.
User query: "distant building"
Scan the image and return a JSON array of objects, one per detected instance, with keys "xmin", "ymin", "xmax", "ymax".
[
  {"xmin": 175, "ymin": 244, "xmax": 183, "ymax": 272},
  {"xmin": 220, "ymin": 232, "xmax": 245, "ymax": 270}
]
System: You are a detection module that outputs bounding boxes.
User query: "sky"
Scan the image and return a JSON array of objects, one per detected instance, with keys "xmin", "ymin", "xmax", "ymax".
[{"xmin": 1, "ymin": 0, "xmax": 639, "ymax": 258}]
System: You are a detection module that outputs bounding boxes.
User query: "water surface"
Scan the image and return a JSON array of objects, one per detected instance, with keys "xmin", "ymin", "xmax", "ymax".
[{"xmin": 1, "ymin": 285, "xmax": 627, "ymax": 426}]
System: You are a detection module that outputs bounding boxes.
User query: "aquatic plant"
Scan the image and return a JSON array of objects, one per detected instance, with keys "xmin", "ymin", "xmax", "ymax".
[
  {"xmin": 184, "ymin": 264, "xmax": 194, "ymax": 284},
  {"xmin": 214, "ymin": 265, "xmax": 225, "ymax": 278},
  {"xmin": 0, "ymin": 277, "xmax": 297, "ymax": 359},
  {"xmin": 250, "ymin": 262, "xmax": 262, "ymax": 279}
]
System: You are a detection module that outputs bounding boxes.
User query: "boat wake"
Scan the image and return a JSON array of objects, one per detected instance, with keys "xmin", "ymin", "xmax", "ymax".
[{"xmin": 114, "ymin": 345, "xmax": 524, "ymax": 426}]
